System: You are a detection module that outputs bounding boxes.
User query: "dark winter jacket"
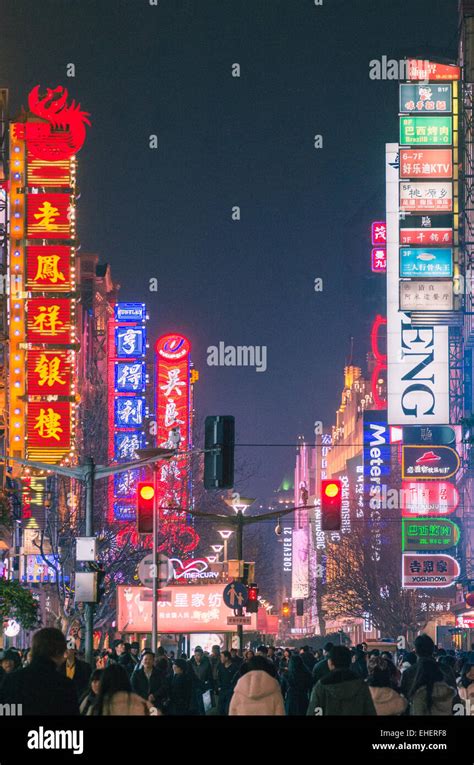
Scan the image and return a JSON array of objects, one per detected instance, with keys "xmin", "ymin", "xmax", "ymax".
[
  {"xmin": 168, "ymin": 672, "xmax": 193, "ymax": 715},
  {"xmin": 307, "ymin": 668, "xmax": 377, "ymax": 716},
  {"xmin": 131, "ymin": 667, "xmax": 170, "ymax": 707},
  {"xmin": 217, "ymin": 662, "xmax": 238, "ymax": 715},
  {"xmin": 400, "ymin": 661, "xmax": 457, "ymax": 699},
  {"xmin": 312, "ymin": 657, "xmax": 331, "ymax": 685},
  {"xmin": 0, "ymin": 657, "xmax": 79, "ymax": 716},
  {"xmin": 60, "ymin": 659, "xmax": 92, "ymax": 700},
  {"xmin": 285, "ymin": 656, "xmax": 313, "ymax": 716}
]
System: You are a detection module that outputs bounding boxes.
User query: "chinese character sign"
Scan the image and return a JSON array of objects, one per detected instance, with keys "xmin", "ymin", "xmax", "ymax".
[
  {"xmin": 399, "ymin": 182, "xmax": 452, "ymax": 212},
  {"xmin": 27, "ymin": 350, "xmax": 71, "ymax": 395},
  {"xmin": 399, "ymin": 149, "xmax": 452, "ymax": 179},
  {"xmin": 400, "ymin": 116, "xmax": 452, "ymax": 146},
  {"xmin": 27, "ymin": 246, "xmax": 71, "ymax": 291},
  {"xmin": 115, "ymin": 327, "xmax": 146, "ymax": 358},
  {"xmin": 28, "ymin": 402, "xmax": 71, "ymax": 449},
  {"xmin": 27, "ymin": 298, "xmax": 71, "ymax": 344},
  {"xmin": 27, "ymin": 194, "xmax": 72, "ymax": 238},
  {"xmin": 155, "ymin": 334, "xmax": 191, "ymax": 512},
  {"xmin": 115, "ymin": 362, "xmax": 146, "ymax": 393},
  {"xmin": 371, "ymin": 248, "xmax": 386, "ymax": 273}
]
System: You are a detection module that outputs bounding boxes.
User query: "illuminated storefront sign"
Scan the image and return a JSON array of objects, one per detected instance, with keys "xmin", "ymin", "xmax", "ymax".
[
  {"xmin": 399, "ymin": 149, "xmax": 452, "ymax": 179},
  {"xmin": 386, "ymin": 144, "xmax": 450, "ymax": 425},
  {"xmin": 27, "ymin": 298, "xmax": 71, "ymax": 344},
  {"xmin": 370, "ymin": 314, "xmax": 387, "ymax": 409},
  {"xmin": 401, "ymin": 481, "xmax": 459, "ymax": 516},
  {"xmin": 115, "ymin": 327, "xmax": 146, "ymax": 358},
  {"xmin": 399, "ymin": 84, "xmax": 452, "ymax": 113},
  {"xmin": 114, "ymin": 397, "xmax": 146, "ymax": 427},
  {"xmin": 402, "ymin": 518, "xmax": 460, "ymax": 551},
  {"xmin": 399, "ymin": 227, "xmax": 453, "ymax": 246},
  {"xmin": 402, "ymin": 553, "xmax": 460, "ymax": 588},
  {"xmin": 115, "ymin": 362, "xmax": 146, "ymax": 392},
  {"xmin": 363, "ymin": 410, "xmax": 390, "ymax": 562},
  {"xmin": 402, "ymin": 425, "xmax": 456, "ymax": 446},
  {"xmin": 27, "ymin": 402, "xmax": 71, "ymax": 449},
  {"xmin": 371, "ymin": 221, "xmax": 386, "ymax": 245},
  {"xmin": 26, "ymin": 246, "xmax": 72, "ymax": 291},
  {"xmin": 407, "ymin": 60, "xmax": 461, "ymax": 82},
  {"xmin": 117, "ymin": 584, "xmax": 258, "ymax": 633},
  {"xmin": 399, "ymin": 248, "xmax": 452, "ymax": 278},
  {"xmin": 371, "ymin": 248, "xmax": 386, "ymax": 273},
  {"xmin": 400, "ymin": 181, "xmax": 452, "ymax": 212},
  {"xmin": 400, "ymin": 116, "xmax": 452, "ymax": 146},
  {"xmin": 401, "ymin": 445, "xmax": 460, "ymax": 480},
  {"xmin": 27, "ymin": 193, "xmax": 72, "ymax": 239},
  {"xmin": 114, "ymin": 303, "xmax": 146, "ymax": 323},
  {"xmin": 399, "ymin": 280, "xmax": 453, "ymax": 312},
  {"xmin": 27, "ymin": 350, "xmax": 72, "ymax": 396},
  {"xmin": 155, "ymin": 334, "xmax": 191, "ymax": 513}
]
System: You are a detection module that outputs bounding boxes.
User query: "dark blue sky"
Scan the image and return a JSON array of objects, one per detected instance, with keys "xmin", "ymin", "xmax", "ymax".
[{"xmin": 0, "ymin": 0, "xmax": 458, "ymax": 499}]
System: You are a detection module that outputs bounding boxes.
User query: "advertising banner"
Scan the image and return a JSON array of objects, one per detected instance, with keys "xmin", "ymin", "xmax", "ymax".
[
  {"xmin": 401, "ymin": 481, "xmax": 459, "ymax": 516},
  {"xmin": 400, "ymin": 116, "xmax": 452, "ymax": 146},
  {"xmin": 399, "ymin": 247, "xmax": 452, "ymax": 278},
  {"xmin": 27, "ymin": 350, "xmax": 72, "ymax": 396},
  {"xmin": 402, "ymin": 519, "xmax": 460, "ymax": 551},
  {"xmin": 402, "ymin": 553, "xmax": 460, "ymax": 588},
  {"xmin": 399, "ymin": 228, "xmax": 453, "ymax": 246},
  {"xmin": 402, "ymin": 425, "xmax": 456, "ymax": 446},
  {"xmin": 371, "ymin": 248, "xmax": 387, "ymax": 272},
  {"xmin": 399, "ymin": 149, "xmax": 452, "ymax": 179},
  {"xmin": 27, "ymin": 193, "xmax": 72, "ymax": 239},
  {"xmin": 399, "ymin": 280, "xmax": 453, "ymax": 312},
  {"xmin": 117, "ymin": 584, "xmax": 258, "ymax": 633},
  {"xmin": 401, "ymin": 445, "xmax": 460, "ymax": 480},
  {"xmin": 26, "ymin": 246, "xmax": 72, "ymax": 291},
  {"xmin": 400, "ymin": 182, "xmax": 452, "ymax": 212},
  {"xmin": 399, "ymin": 84, "xmax": 452, "ymax": 113},
  {"xmin": 407, "ymin": 60, "xmax": 461, "ymax": 82}
]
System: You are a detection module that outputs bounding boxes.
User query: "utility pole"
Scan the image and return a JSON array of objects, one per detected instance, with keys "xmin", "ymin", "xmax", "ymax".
[{"xmin": 236, "ymin": 510, "xmax": 244, "ymax": 653}]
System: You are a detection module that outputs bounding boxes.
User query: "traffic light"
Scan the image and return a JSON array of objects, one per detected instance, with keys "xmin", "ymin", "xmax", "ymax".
[
  {"xmin": 246, "ymin": 584, "xmax": 259, "ymax": 613},
  {"xmin": 321, "ymin": 479, "xmax": 342, "ymax": 531},
  {"xmin": 137, "ymin": 482, "xmax": 155, "ymax": 534},
  {"xmin": 296, "ymin": 599, "xmax": 304, "ymax": 616},
  {"xmin": 204, "ymin": 416, "xmax": 235, "ymax": 489},
  {"xmin": 281, "ymin": 602, "xmax": 291, "ymax": 618}
]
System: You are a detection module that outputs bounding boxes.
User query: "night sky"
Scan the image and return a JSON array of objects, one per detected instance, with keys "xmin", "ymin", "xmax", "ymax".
[{"xmin": 0, "ymin": 0, "xmax": 459, "ymax": 499}]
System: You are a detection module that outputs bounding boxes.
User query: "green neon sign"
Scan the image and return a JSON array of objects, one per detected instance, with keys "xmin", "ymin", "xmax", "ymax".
[{"xmin": 402, "ymin": 518, "xmax": 460, "ymax": 552}]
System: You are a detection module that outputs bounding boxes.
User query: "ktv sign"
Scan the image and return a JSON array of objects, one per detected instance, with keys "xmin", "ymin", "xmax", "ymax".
[{"xmin": 385, "ymin": 144, "xmax": 449, "ymax": 424}]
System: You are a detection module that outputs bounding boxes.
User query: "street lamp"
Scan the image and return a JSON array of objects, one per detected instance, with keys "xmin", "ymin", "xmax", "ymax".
[
  {"xmin": 211, "ymin": 544, "xmax": 224, "ymax": 562},
  {"xmin": 218, "ymin": 529, "xmax": 233, "ymax": 563},
  {"xmin": 206, "ymin": 555, "xmax": 218, "ymax": 563},
  {"xmin": 224, "ymin": 496, "xmax": 255, "ymax": 515}
]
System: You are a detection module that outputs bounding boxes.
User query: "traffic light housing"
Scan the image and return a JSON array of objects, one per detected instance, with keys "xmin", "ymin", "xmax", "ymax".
[
  {"xmin": 281, "ymin": 602, "xmax": 291, "ymax": 618},
  {"xmin": 321, "ymin": 479, "xmax": 342, "ymax": 531},
  {"xmin": 246, "ymin": 584, "xmax": 259, "ymax": 613},
  {"xmin": 296, "ymin": 599, "xmax": 304, "ymax": 616},
  {"xmin": 137, "ymin": 482, "xmax": 155, "ymax": 534},
  {"xmin": 204, "ymin": 415, "xmax": 235, "ymax": 489}
]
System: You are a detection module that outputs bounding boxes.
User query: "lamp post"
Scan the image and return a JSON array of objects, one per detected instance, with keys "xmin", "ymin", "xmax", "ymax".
[
  {"xmin": 217, "ymin": 529, "xmax": 233, "ymax": 563},
  {"xmin": 211, "ymin": 544, "xmax": 224, "ymax": 562}
]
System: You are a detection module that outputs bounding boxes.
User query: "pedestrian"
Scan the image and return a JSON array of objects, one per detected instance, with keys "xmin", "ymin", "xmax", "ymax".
[
  {"xmin": 267, "ymin": 646, "xmax": 280, "ymax": 670},
  {"xmin": 256, "ymin": 645, "xmax": 268, "ymax": 658},
  {"xmin": 130, "ymin": 641, "xmax": 140, "ymax": 669},
  {"xmin": 230, "ymin": 648, "xmax": 243, "ymax": 669},
  {"xmin": 1, "ymin": 649, "xmax": 22, "ymax": 675},
  {"xmin": 278, "ymin": 648, "xmax": 292, "ymax": 695},
  {"xmin": 399, "ymin": 651, "xmax": 416, "ymax": 674},
  {"xmin": 352, "ymin": 644, "xmax": 368, "ymax": 679},
  {"xmin": 409, "ymin": 658, "xmax": 455, "ymax": 716},
  {"xmin": 118, "ymin": 642, "xmax": 137, "ymax": 676},
  {"xmin": 400, "ymin": 634, "xmax": 456, "ymax": 699},
  {"xmin": 0, "ymin": 628, "xmax": 79, "ymax": 715},
  {"xmin": 285, "ymin": 654, "xmax": 312, "ymax": 715},
  {"xmin": 91, "ymin": 663, "xmax": 152, "ymax": 715},
  {"xmin": 168, "ymin": 659, "xmax": 192, "ymax": 715},
  {"xmin": 307, "ymin": 645, "xmax": 376, "ymax": 716},
  {"xmin": 79, "ymin": 669, "xmax": 103, "ymax": 715},
  {"xmin": 131, "ymin": 651, "xmax": 169, "ymax": 711},
  {"xmin": 299, "ymin": 645, "xmax": 316, "ymax": 673},
  {"xmin": 229, "ymin": 656, "xmax": 285, "ymax": 715},
  {"xmin": 188, "ymin": 646, "xmax": 213, "ymax": 715},
  {"xmin": 312, "ymin": 641, "xmax": 334, "ymax": 685},
  {"xmin": 61, "ymin": 639, "xmax": 92, "ymax": 700},
  {"xmin": 209, "ymin": 644, "xmax": 221, "ymax": 695},
  {"xmin": 217, "ymin": 650, "xmax": 238, "ymax": 715},
  {"xmin": 367, "ymin": 656, "xmax": 407, "ymax": 716},
  {"xmin": 457, "ymin": 661, "xmax": 474, "ymax": 713}
]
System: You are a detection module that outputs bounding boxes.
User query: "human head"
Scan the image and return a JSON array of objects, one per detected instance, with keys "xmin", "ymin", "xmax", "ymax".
[
  {"xmin": 256, "ymin": 645, "xmax": 268, "ymax": 656},
  {"xmin": 414, "ymin": 634, "xmax": 435, "ymax": 659},
  {"xmin": 194, "ymin": 646, "xmax": 203, "ymax": 663},
  {"xmin": 323, "ymin": 642, "xmax": 334, "ymax": 657},
  {"xmin": 328, "ymin": 646, "xmax": 352, "ymax": 671},
  {"xmin": 173, "ymin": 659, "xmax": 187, "ymax": 675},
  {"xmin": 244, "ymin": 649, "xmax": 255, "ymax": 661},
  {"xmin": 211, "ymin": 645, "xmax": 220, "ymax": 657},
  {"xmin": 361, "ymin": 642, "xmax": 368, "ymax": 651},
  {"xmin": 90, "ymin": 668, "xmax": 103, "ymax": 695},
  {"xmin": 367, "ymin": 656, "xmax": 391, "ymax": 688},
  {"xmin": 402, "ymin": 651, "xmax": 417, "ymax": 667},
  {"xmin": 1, "ymin": 650, "xmax": 21, "ymax": 673},
  {"xmin": 94, "ymin": 664, "xmax": 131, "ymax": 715},
  {"xmin": 31, "ymin": 628, "xmax": 67, "ymax": 668},
  {"xmin": 142, "ymin": 651, "xmax": 155, "ymax": 671},
  {"xmin": 246, "ymin": 655, "xmax": 277, "ymax": 677},
  {"xmin": 267, "ymin": 646, "xmax": 276, "ymax": 656},
  {"xmin": 283, "ymin": 648, "xmax": 291, "ymax": 660},
  {"xmin": 461, "ymin": 662, "xmax": 474, "ymax": 687},
  {"xmin": 131, "ymin": 642, "xmax": 140, "ymax": 656},
  {"xmin": 230, "ymin": 648, "xmax": 238, "ymax": 657},
  {"xmin": 156, "ymin": 646, "xmax": 167, "ymax": 657},
  {"xmin": 221, "ymin": 650, "xmax": 232, "ymax": 665},
  {"xmin": 113, "ymin": 639, "xmax": 125, "ymax": 656},
  {"xmin": 156, "ymin": 657, "xmax": 169, "ymax": 673}
]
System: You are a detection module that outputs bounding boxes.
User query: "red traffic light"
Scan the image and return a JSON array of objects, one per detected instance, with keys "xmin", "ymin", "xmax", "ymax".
[
  {"xmin": 137, "ymin": 482, "xmax": 155, "ymax": 534},
  {"xmin": 321, "ymin": 479, "xmax": 342, "ymax": 531},
  {"xmin": 248, "ymin": 585, "xmax": 258, "ymax": 601},
  {"xmin": 281, "ymin": 602, "xmax": 291, "ymax": 617},
  {"xmin": 246, "ymin": 584, "xmax": 259, "ymax": 613}
]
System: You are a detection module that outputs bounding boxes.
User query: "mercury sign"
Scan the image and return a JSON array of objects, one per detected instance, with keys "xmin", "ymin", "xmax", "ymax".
[
  {"xmin": 399, "ymin": 248, "xmax": 452, "ymax": 278},
  {"xmin": 402, "ymin": 553, "xmax": 460, "ymax": 588}
]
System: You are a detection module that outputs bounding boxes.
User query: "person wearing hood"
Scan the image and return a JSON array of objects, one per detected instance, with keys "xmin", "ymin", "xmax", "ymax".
[
  {"xmin": 367, "ymin": 656, "xmax": 407, "ymax": 716},
  {"xmin": 409, "ymin": 658, "xmax": 455, "ymax": 715},
  {"xmin": 229, "ymin": 655, "xmax": 285, "ymax": 715},
  {"xmin": 285, "ymin": 654, "xmax": 312, "ymax": 715},
  {"xmin": 307, "ymin": 646, "xmax": 376, "ymax": 716}
]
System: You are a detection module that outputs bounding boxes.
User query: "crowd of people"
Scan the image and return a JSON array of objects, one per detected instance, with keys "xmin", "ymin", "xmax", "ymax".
[{"xmin": 1, "ymin": 628, "xmax": 474, "ymax": 716}]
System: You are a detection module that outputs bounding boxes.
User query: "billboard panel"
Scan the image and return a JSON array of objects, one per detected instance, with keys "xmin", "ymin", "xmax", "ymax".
[
  {"xmin": 402, "ymin": 553, "xmax": 460, "ymax": 588},
  {"xmin": 399, "ymin": 280, "xmax": 453, "ymax": 311},
  {"xmin": 400, "ymin": 116, "xmax": 452, "ymax": 145},
  {"xmin": 399, "ymin": 248, "xmax": 452, "ymax": 278},
  {"xmin": 400, "ymin": 182, "xmax": 452, "ymax": 212},
  {"xmin": 399, "ymin": 84, "xmax": 452, "ymax": 113},
  {"xmin": 399, "ymin": 149, "xmax": 452, "ymax": 179}
]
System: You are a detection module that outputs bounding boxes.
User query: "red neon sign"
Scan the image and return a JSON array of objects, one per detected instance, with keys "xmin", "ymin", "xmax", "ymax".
[{"xmin": 370, "ymin": 315, "xmax": 387, "ymax": 410}]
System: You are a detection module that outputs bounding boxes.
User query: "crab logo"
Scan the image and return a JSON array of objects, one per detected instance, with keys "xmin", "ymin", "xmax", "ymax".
[{"xmin": 14, "ymin": 85, "xmax": 91, "ymax": 161}]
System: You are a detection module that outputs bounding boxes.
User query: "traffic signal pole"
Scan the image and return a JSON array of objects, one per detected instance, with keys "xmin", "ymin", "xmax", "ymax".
[{"xmin": 236, "ymin": 510, "xmax": 244, "ymax": 653}]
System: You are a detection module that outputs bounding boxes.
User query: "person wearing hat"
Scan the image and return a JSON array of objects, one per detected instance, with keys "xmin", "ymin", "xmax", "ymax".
[
  {"xmin": 60, "ymin": 637, "xmax": 92, "ymax": 701},
  {"xmin": 167, "ymin": 659, "xmax": 192, "ymax": 715}
]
